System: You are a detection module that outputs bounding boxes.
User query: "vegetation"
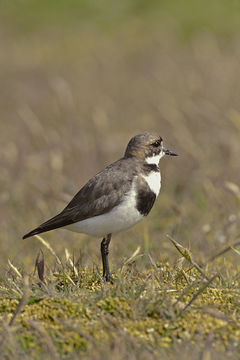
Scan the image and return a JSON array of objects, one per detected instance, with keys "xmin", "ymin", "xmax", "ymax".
[
  {"xmin": 1, "ymin": 240, "xmax": 240, "ymax": 359},
  {"xmin": 0, "ymin": 0, "xmax": 240, "ymax": 358}
]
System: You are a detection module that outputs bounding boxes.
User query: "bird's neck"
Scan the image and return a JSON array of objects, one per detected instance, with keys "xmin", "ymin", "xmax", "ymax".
[{"xmin": 145, "ymin": 151, "xmax": 164, "ymax": 166}]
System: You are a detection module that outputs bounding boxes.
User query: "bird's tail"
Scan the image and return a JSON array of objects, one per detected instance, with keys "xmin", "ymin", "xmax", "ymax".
[
  {"xmin": 22, "ymin": 228, "xmax": 44, "ymax": 239},
  {"xmin": 22, "ymin": 211, "xmax": 73, "ymax": 239}
]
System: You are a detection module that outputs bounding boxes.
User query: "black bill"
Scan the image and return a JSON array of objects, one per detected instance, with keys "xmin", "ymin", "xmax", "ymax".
[{"xmin": 163, "ymin": 148, "xmax": 178, "ymax": 156}]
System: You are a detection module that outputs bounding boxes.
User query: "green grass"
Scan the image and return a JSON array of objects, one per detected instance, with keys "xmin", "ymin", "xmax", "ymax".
[
  {"xmin": 1, "ymin": 244, "xmax": 240, "ymax": 359},
  {"xmin": 1, "ymin": 0, "xmax": 240, "ymax": 38}
]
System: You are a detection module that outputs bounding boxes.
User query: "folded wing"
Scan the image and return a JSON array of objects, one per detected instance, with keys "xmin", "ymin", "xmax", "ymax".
[{"xmin": 23, "ymin": 158, "xmax": 136, "ymax": 239}]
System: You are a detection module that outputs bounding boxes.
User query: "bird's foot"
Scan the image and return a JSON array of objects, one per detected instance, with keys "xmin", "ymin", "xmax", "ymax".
[{"xmin": 102, "ymin": 273, "xmax": 113, "ymax": 283}]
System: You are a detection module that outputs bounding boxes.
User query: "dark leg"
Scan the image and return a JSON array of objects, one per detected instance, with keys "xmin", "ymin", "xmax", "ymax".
[{"xmin": 101, "ymin": 234, "xmax": 112, "ymax": 282}]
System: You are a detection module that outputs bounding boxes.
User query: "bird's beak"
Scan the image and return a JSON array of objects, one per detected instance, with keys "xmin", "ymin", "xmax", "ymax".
[{"xmin": 163, "ymin": 148, "xmax": 178, "ymax": 156}]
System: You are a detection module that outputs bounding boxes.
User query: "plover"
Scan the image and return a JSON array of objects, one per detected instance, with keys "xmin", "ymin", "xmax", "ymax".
[{"xmin": 23, "ymin": 132, "xmax": 178, "ymax": 281}]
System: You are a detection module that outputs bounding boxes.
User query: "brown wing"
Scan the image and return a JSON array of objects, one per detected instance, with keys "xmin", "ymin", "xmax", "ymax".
[{"xmin": 23, "ymin": 158, "xmax": 138, "ymax": 239}]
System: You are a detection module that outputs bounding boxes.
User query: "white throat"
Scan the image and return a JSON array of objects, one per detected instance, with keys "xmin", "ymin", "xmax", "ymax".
[{"xmin": 145, "ymin": 150, "xmax": 165, "ymax": 165}]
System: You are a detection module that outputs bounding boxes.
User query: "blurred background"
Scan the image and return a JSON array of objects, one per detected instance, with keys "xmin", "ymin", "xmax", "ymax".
[{"xmin": 0, "ymin": 0, "xmax": 240, "ymax": 273}]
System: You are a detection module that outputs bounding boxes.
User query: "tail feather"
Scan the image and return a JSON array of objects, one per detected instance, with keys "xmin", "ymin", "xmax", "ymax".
[
  {"xmin": 22, "ymin": 228, "xmax": 44, "ymax": 239},
  {"xmin": 22, "ymin": 211, "xmax": 73, "ymax": 239}
]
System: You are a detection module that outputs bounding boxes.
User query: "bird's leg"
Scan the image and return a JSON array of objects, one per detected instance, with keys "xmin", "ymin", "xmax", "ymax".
[{"xmin": 101, "ymin": 234, "xmax": 112, "ymax": 282}]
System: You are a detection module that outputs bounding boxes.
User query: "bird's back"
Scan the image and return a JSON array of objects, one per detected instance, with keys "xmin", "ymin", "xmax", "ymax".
[{"xmin": 23, "ymin": 157, "xmax": 141, "ymax": 238}]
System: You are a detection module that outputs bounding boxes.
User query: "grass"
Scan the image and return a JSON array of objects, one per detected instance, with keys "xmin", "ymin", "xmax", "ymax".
[
  {"xmin": 1, "ymin": 0, "xmax": 240, "ymax": 38},
  {"xmin": 1, "ymin": 0, "xmax": 240, "ymax": 358},
  {"xmin": 1, "ymin": 238, "xmax": 240, "ymax": 359}
]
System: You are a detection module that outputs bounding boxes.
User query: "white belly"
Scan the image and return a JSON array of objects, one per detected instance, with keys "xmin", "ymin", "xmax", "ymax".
[{"xmin": 65, "ymin": 182, "xmax": 144, "ymax": 237}]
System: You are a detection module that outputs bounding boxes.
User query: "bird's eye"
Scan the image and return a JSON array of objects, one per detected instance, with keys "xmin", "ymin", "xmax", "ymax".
[{"xmin": 152, "ymin": 140, "xmax": 161, "ymax": 147}]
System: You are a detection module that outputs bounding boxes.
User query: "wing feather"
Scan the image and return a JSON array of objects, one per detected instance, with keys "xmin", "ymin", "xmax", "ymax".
[{"xmin": 23, "ymin": 158, "xmax": 137, "ymax": 239}]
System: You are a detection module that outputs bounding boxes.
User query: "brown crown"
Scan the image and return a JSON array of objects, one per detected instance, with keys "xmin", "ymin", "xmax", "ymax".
[{"xmin": 124, "ymin": 132, "xmax": 163, "ymax": 160}]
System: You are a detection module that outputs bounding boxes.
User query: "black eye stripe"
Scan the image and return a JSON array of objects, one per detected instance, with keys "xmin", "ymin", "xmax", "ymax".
[{"xmin": 152, "ymin": 141, "xmax": 161, "ymax": 147}]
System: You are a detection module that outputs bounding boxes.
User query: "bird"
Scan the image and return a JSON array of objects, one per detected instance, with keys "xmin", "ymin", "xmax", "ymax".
[{"xmin": 23, "ymin": 132, "xmax": 178, "ymax": 281}]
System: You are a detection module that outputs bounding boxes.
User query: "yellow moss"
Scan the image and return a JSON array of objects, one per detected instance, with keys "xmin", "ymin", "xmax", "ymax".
[
  {"xmin": 0, "ymin": 264, "xmax": 239, "ymax": 356},
  {"xmin": 97, "ymin": 296, "xmax": 131, "ymax": 317},
  {"xmin": 0, "ymin": 298, "xmax": 18, "ymax": 313}
]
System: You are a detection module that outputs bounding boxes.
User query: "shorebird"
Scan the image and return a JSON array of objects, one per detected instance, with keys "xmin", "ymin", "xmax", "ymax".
[{"xmin": 23, "ymin": 132, "xmax": 178, "ymax": 281}]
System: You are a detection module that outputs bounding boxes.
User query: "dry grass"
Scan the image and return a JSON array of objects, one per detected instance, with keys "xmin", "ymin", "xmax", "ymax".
[
  {"xmin": 0, "ymin": 246, "xmax": 240, "ymax": 359},
  {"xmin": 0, "ymin": 1, "xmax": 240, "ymax": 358}
]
